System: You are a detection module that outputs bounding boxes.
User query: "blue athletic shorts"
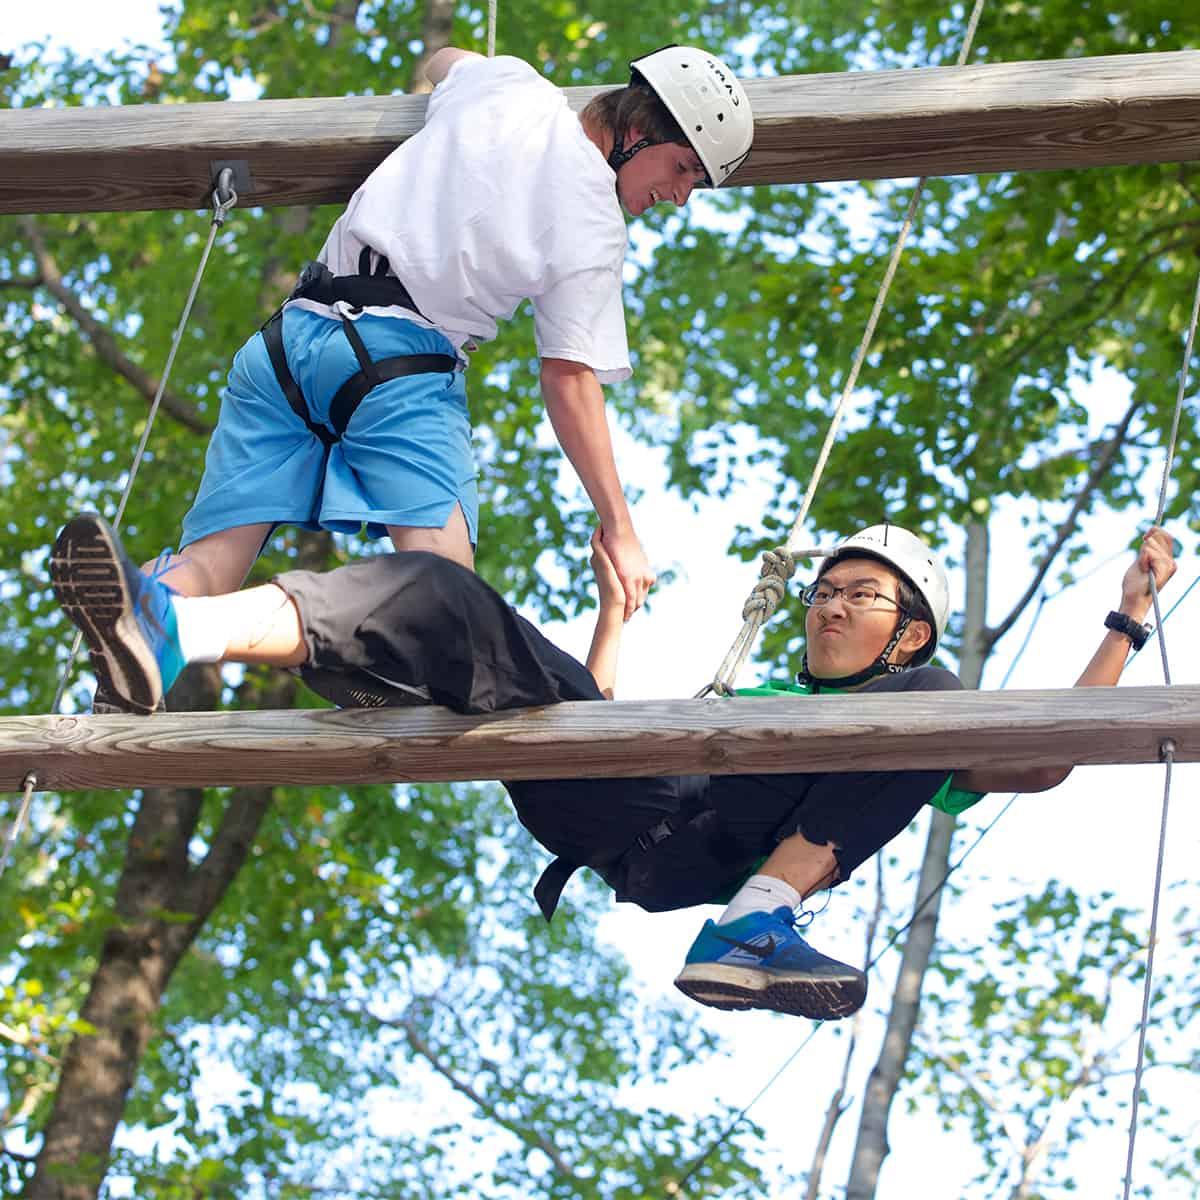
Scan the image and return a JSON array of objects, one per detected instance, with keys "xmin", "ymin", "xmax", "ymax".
[{"xmin": 181, "ymin": 307, "xmax": 479, "ymax": 548}]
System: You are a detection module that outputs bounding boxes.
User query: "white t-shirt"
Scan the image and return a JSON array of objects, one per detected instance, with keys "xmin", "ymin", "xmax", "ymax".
[{"xmin": 304, "ymin": 55, "xmax": 631, "ymax": 383}]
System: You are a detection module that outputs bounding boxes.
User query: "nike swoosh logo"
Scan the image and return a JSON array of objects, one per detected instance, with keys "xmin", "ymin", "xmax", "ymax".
[{"xmin": 713, "ymin": 933, "xmax": 777, "ymax": 960}]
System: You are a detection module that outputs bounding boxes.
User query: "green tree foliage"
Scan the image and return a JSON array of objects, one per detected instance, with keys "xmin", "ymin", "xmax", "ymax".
[
  {"xmin": 916, "ymin": 881, "xmax": 1200, "ymax": 1197},
  {"xmin": 1, "ymin": 0, "xmax": 1198, "ymax": 1196}
]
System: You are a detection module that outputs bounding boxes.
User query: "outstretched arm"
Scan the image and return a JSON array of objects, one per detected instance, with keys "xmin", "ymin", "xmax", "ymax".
[
  {"xmin": 585, "ymin": 530, "xmax": 627, "ymax": 699},
  {"xmin": 540, "ymin": 357, "xmax": 656, "ymax": 620},
  {"xmin": 953, "ymin": 526, "xmax": 1179, "ymax": 795}
]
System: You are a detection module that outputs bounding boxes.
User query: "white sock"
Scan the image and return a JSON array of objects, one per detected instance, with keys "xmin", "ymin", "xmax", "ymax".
[
  {"xmin": 717, "ymin": 874, "xmax": 803, "ymax": 926},
  {"xmin": 170, "ymin": 595, "xmax": 231, "ymax": 663}
]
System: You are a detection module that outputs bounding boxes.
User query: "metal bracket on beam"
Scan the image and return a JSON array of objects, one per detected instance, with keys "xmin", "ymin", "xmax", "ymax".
[{"xmin": 209, "ymin": 158, "xmax": 255, "ymax": 203}]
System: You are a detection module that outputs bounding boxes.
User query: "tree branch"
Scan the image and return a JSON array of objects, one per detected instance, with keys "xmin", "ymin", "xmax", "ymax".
[
  {"xmin": 984, "ymin": 226, "xmax": 1199, "ymax": 386},
  {"xmin": 302, "ymin": 991, "xmax": 582, "ymax": 1184},
  {"xmin": 983, "ymin": 395, "xmax": 1140, "ymax": 650},
  {"xmin": 16, "ymin": 216, "xmax": 211, "ymax": 435}
]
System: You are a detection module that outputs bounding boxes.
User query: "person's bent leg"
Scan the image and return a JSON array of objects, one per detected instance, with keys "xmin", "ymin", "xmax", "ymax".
[
  {"xmin": 51, "ymin": 513, "xmax": 309, "ymax": 714},
  {"xmin": 279, "ymin": 551, "xmax": 599, "ymax": 713},
  {"xmin": 672, "ymin": 768, "xmax": 945, "ymax": 1021},
  {"xmin": 147, "ymin": 523, "xmax": 274, "ymax": 597},
  {"xmin": 387, "ymin": 504, "xmax": 474, "ymax": 572}
]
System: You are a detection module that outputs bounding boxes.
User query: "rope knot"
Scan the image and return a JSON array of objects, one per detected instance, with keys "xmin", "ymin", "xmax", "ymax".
[{"xmin": 741, "ymin": 548, "xmax": 796, "ymax": 623}]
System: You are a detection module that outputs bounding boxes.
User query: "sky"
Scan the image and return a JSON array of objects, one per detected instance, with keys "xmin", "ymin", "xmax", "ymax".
[{"xmin": 6, "ymin": 5, "xmax": 1200, "ymax": 1198}]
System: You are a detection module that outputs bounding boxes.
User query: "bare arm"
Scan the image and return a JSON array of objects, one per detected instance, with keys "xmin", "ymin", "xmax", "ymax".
[
  {"xmin": 953, "ymin": 526, "xmax": 1179, "ymax": 795},
  {"xmin": 585, "ymin": 530, "xmax": 627, "ymax": 698},
  {"xmin": 540, "ymin": 357, "xmax": 656, "ymax": 620},
  {"xmin": 424, "ymin": 47, "xmax": 482, "ymax": 86}
]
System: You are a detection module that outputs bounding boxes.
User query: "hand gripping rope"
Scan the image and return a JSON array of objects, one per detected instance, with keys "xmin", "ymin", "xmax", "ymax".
[
  {"xmin": 0, "ymin": 171, "xmax": 239, "ymax": 884},
  {"xmin": 683, "ymin": 5, "xmax": 1198, "ymax": 1191},
  {"xmin": 1121, "ymin": 256, "xmax": 1200, "ymax": 1200}
]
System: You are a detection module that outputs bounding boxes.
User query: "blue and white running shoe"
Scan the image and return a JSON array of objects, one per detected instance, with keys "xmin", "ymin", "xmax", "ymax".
[
  {"xmin": 50, "ymin": 513, "xmax": 185, "ymax": 715},
  {"xmin": 674, "ymin": 906, "xmax": 867, "ymax": 1020}
]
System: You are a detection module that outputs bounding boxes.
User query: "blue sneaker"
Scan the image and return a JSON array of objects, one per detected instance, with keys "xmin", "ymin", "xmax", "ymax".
[
  {"xmin": 673, "ymin": 906, "xmax": 867, "ymax": 1020},
  {"xmin": 50, "ymin": 514, "xmax": 185, "ymax": 715}
]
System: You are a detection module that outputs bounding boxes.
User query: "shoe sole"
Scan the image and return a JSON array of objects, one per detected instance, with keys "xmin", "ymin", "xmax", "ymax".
[
  {"xmin": 673, "ymin": 963, "xmax": 866, "ymax": 1020},
  {"xmin": 50, "ymin": 515, "xmax": 162, "ymax": 716}
]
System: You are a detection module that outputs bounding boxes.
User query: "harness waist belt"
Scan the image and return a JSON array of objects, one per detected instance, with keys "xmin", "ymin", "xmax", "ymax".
[
  {"xmin": 261, "ymin": 258, "xmax": 456, "ymax": 447},
  {"xmin": 289, "ymin": 259, "xmax": 424, "ymax": 315}
]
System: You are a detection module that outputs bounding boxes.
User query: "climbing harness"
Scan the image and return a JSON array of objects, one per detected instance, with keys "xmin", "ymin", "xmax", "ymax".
[{"xmin": 262, "ymin": 252, "xmax": 456, "ymax": 456}]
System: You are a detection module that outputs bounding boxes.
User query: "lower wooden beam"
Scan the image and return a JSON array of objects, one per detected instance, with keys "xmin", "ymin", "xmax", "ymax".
[
  {"xmin": 2, "ymin": 51, "xmax": 1198, "ymax": 214},
  {"xmin": 0, "ymin": 685, "xmax": 1195, "ymax": 794}
]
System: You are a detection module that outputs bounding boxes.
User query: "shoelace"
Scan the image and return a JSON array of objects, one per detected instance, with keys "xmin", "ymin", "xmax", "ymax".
[{"xmin": 792, "ymin": 888, "xmax": 832, "ymax": 931}]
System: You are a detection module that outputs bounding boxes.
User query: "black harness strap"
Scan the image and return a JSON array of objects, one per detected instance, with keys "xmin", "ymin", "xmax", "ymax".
[
  {"xmin": 532, "ymin": 817, "xmax": 679, "ymax": 922},
  {"xmin": 260, "ymin": 258, "xmax": 457, "ymax": 445},
  {"xmin": 262, "ymin": 311, "xmax": 337, "ymax": 448}
]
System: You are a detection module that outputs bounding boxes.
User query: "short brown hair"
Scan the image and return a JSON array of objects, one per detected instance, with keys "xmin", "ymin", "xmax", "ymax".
[{"xmin": 581, "ymin": 84, "xmax": 687, "ymax": 152}]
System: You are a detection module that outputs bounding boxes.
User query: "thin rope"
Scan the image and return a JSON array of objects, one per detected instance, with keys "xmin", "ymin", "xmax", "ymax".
[
  {"xmin": 3, "ymin": 177, "xmax": 238, "ymax": 881},
  {"xmin": 1121, "ymin": 738, "xmax": 1176, "ymax": 1200},
  {"xmin": 703, "ymin": 0, "xmax": 987, "ymax": 696},
  {"xmin": 671, "ymin": 1024, "xmax": 823, "ymax": 1196},
  {"xmin": 48, "ymin": 172, "xmax": 239, "ymax": 716},
  {"xmin": 486, "ymin": 0, "xmax": 497, "ymax": 57},
  {"xmin": 1137, "ymin": 260, "xmax": 1200, "ymax": 689},
  {"xmin": 0, "ymin": 774, "xmax": 38, "ymax": 883},
  {"xmin": 673, "ymin": 544, "xmax": 1196, "ymax": 1193},
  {"xmin": 1152, "ymin": 265, "xmax": 1200, "ymax": 526}
]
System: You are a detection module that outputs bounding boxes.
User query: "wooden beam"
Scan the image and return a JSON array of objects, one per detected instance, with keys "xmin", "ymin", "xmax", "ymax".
[
  {"xmin": 2, "ymin": 51, "xmax": 1198, "ymax": 215},
  {"xmin": 1, "ymin": 685, "xmax": 1195, "ymax": 794}
]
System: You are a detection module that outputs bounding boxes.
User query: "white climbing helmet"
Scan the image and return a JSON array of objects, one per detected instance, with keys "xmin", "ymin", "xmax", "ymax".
[
  {"xmin": 821, "ymin": 524, "xmax": 951, "ymax": 656},
  {"xmin": 630, "ymin": 45, "xmax": 754, "ymax": 186}
]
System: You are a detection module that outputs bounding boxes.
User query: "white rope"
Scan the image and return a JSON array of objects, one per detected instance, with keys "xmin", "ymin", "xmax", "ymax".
[
  {"xmin": 1120, "ymin": 258, "xmax": 1199, "ymax": 1197},
  {"xmin": 486, "ymin": 0, "xmax": 497, "ymax": 57},
  {"xmin": 702, "ymin": 0, "xmax": 987, "ymax": 696},
  {"xmin": 0, "ymin": 773, "xmax": 38, "ymax": 882},
  {"xmin": 1121, "ymin": 738, "xmax": 1176, "ymax": 1200},
  {"xmin": 49, "ymin": 174, "xmax": 239, "ymax": 716},
  {"xmin": 2, "ymin": 178, "xmax": 239, "ymax": 882}
]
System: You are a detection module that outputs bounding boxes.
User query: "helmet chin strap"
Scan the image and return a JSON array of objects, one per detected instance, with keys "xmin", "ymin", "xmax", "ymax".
[
  {"xmin": 607, "ymin": 133, "xmax": 653, "ymax": 172},
  {"xmin": 798, "ymin": 615, "xmax": 913, "ymax": 691}
]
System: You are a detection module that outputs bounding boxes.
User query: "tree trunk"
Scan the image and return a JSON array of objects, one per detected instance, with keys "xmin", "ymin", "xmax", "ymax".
[
  {"xmin": 844, "ymin": 519, "xmax": 990, "ymax": 1198},
  {"xmin": 24, "ymin": 670, "xmax": 298, "ymax": 1199}
]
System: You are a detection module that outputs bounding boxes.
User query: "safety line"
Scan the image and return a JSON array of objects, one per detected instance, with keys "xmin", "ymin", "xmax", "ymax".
[
  {"xmin": 1118, "ymin": 265, "xmax": 1196, "ymax": 1192},
  {"xmin": 704, "ymin": 0, "xmax": 987, "ymax": 696},
  {"xmin": 0, "ymin": 773, "xmax": 38, "ymax": 882},
  {"xmin": 47, "ymin": 173, "xmax": 238, "ymax": 719},
  {"xmin": 1121, "ymin": 739, "xmax": 1176, "ymax": 1200},
  {"xmin": 0, "ymin": 174, "xmax": 239, "ymax": 886}
]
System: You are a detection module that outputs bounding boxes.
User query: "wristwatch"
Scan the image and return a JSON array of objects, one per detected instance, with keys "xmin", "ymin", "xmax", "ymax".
[{"xmin": 1104, "ymin": 610, "xmax": 1151, "ymax": 651}]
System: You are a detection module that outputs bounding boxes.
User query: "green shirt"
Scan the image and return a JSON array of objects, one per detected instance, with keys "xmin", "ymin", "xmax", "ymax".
[{"xmin": 733, "ymin": 678, "xmax": 985, "ymax": 815}]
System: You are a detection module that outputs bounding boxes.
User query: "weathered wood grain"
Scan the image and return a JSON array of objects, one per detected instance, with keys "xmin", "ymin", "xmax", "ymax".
[
  {"xmin": 3, "ymin": 51, "xmax": 1198, "ymax": 214},
  {"xmin": 1, "ymin": 685, "xmax": 1194, "ymax": 794}
]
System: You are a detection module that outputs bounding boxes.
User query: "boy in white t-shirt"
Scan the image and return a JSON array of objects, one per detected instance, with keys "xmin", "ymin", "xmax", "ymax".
[{"xmin": 51, "ymin": 45, "xmax": 755, "ymax": 715}]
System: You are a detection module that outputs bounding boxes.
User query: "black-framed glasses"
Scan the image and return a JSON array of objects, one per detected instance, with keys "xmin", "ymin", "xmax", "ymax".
[{"xmin": 799, "ymin": 581, "xmax": 908, "ymax": 613}]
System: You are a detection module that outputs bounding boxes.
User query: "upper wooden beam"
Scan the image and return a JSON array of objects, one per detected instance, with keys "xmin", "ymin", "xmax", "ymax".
[
  {"xmin": 3, "ymin": 51, "xmax": 1198, "ymax": 215},
  {"xmin": 0, "ymin": 684, "xmax": 1194, "ymax": 794}
]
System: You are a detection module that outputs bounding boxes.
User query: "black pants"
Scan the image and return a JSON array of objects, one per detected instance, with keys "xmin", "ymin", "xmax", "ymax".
[{"xmin": 276, "ymin": 553, "xmax": 948, "ymax": 918}]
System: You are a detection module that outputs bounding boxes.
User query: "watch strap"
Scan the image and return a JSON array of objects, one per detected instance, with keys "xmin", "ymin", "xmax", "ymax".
[{"xmin": 1104, "ymin": 610, "xmax": 1151, "ymax": 651}]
